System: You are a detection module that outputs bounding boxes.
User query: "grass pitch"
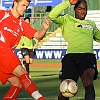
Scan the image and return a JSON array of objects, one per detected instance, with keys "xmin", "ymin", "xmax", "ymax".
[{"xmin": 0, "ymin": 60, "xmax": 100, "ymax": 100}]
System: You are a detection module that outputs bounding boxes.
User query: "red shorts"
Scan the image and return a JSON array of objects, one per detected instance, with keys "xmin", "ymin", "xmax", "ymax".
[{"xmin": 0, "ymin": 48, "xmax": 21, "ymax": 84}]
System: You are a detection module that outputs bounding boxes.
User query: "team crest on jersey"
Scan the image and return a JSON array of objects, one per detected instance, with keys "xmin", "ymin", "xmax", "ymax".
[
  {"xmin": 17, "ymin": 26, "xmax": 21, "ymax": 33},
  {"xmin": 75, "ymin": 23, "xmax": 93, "ymax": 30}
]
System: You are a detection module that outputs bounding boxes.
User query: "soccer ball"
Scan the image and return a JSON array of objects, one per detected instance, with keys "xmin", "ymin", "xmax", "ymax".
[{"xmin": 60, "ymin": 79, "xmax": 78, "ymax": 98}]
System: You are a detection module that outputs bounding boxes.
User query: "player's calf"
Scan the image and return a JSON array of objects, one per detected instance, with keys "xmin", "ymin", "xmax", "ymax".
[{"xmin": 19, "ymin": 73, "xmax": 46, "ymax": 100}]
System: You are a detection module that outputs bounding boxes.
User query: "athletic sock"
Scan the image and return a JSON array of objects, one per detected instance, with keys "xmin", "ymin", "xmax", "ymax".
[
  {"xmin": 38, "ymin": 97, "xmax": 46, "ymax": 100},
  {"xmin": 85, "ymin": 85, "xmax": 95, "ymax": 100},
  {"xmin": 25, "ymin": 63, "xmax": 29, "ymax": 73},
  {"xmin": 3, "ymin": 86, "xmax": 21, "ymax": 100},
  {"xmin": 19, "ymin": 73, "xmax": 46, "ymax": 100}
]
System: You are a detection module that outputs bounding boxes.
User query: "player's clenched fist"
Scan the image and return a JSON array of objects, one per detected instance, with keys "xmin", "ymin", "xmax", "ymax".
[
  {"xmin": 42, "ymin": 17, "xmax": 50, "ymax": 30},
  {"xmin": 69, "ymin": 0, "xmax": 78, "ymax": 5}
]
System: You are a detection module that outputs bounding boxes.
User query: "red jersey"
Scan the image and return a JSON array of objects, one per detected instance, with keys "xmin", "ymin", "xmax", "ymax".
[
  {"xmin": 0, "ymin": 10, "xmax": 37, "ymax": 50},
  {"xmin": 0, "ymin": 10, "xmax": 37, "ymax": 84}
]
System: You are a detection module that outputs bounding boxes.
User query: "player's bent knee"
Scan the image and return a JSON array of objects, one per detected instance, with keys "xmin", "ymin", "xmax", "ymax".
[
  {"xmin": 13, "ymin": 82, "xmax": 22, "ymax": 88},
  {"xmin": 8, "ymin": 77, "xmax": 23, "ymax": 88},
  {"xmin": 11, "ymin": 81, "xmax": 22, "ymax": 88},
  {"xmin": 82, "ymin": 75, "xmax": 94, "ymax": 87}
]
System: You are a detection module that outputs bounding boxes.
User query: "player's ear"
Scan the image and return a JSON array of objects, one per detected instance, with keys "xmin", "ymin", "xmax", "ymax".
[{"xmin": 14, "ymin": 1, "xmax": 18, "ymax": 7}]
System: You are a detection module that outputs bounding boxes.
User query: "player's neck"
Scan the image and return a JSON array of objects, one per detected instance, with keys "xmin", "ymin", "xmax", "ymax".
[{"xmin": 11, "ymin": 8, "xmax": 20, "ymax": 18}]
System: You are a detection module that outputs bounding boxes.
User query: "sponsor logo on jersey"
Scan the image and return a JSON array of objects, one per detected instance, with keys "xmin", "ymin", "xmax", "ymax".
[
  {"xmin": 4, "ymin": 27, "xmax": 19, "ymax": 37},
  {"xmin": 75, "ymin": 23, "xmax": 93, "ymax": 30}
]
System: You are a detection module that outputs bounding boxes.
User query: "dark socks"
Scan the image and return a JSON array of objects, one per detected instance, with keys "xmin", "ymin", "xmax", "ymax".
[
  {"xmin": 25, "ymin": 63, "xmax": 29, "ymax": 73},
  {"xmin": 85, "ymin": 85, "xmax": 95, "ymax": 100}
]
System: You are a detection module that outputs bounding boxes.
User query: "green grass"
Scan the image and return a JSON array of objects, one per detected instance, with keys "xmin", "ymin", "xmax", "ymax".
[
  {"xmin": 0, "ymin": 60, "xmax": 100, "ymax": 100},
  {"xmin": 33, "ymin": 59, "xmax": 61, "ymax": 64}
]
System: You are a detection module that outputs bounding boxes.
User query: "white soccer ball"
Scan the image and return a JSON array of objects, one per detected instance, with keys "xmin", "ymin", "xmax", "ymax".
[{"xmin": 60, "ymin": 79, "xmax": 78, "ymax": 98}]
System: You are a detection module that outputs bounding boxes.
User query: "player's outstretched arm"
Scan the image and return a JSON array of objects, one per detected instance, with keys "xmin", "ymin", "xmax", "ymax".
[
  {"xmin": 34, "ymin": 17, "xmax": 50, "ymax": 40},
  {"xmin": 48, "ymin": 0, "xmax": 78, "ymax": 25}
]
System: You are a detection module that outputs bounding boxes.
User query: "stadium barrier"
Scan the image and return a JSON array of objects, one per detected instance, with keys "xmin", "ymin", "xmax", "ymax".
[{"xmin": 14, "ymin": 49, "xmax": 100, "ymax": 60}]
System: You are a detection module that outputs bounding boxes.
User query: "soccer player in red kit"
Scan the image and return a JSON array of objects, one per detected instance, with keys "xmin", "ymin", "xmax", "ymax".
[{"xmin": 0, "ymin": 0, "xmax": 50, "ymax": 100}]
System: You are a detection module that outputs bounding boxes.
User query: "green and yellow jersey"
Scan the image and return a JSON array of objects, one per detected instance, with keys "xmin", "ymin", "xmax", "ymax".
[{"xmin": 48, "ymin": 1, "xmax": 100, "ymax": 54}]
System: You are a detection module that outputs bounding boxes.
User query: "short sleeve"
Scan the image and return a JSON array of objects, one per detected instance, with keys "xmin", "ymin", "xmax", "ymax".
[{"xmin": 22, "ymin": 21, "xmax": 37, "ymax": 39}]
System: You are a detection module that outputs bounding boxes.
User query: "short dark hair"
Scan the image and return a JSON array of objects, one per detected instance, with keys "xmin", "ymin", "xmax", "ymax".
[
  {"xmin": 12, "ymin": 0, "xmax": 31, "ymax": 8},
  {"xmin": 74, "ymin": 0, "xmax": 87, "ymax": 10},
  {"xmin": 24, "ymin": 17, "xmax": 30, "ymax": 22}
]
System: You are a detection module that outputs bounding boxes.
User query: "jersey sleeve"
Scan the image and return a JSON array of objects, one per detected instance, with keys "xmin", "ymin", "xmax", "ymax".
[
  {"xmin": 0, "ymin": 10, "xmax": 5, "ymax": 20},
  {"xmin": 93, "ymin": 27, "xmax": 100, "ymax": 42},
  {"xmin": 48, "ymin": 1, "xmax": 71, "ymax": 26},
  {"xmin": 88, "ymin": 20, "xmax": 100, "ymax": 42},
  {"xmin": 22, "ymin": 21, "xmax": 37, "ymax": 39}
]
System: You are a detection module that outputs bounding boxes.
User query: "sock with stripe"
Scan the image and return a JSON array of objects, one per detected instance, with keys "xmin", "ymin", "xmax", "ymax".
[
  {"xmin": 3, "ymin": 86, "xmax": 21, "ymax": 100},
  {"xmin": 19, "ymin": 73, "xmax": 46, "ymax": 100}
]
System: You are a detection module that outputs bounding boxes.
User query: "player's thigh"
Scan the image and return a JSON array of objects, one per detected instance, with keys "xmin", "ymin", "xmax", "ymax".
[
  {"xmin": 13, "ymin": 65, "xmax": 27, "ymax": 77},
  {"xmin": 60, "ymin": 57, "xmax": 79, "ymax": 82},
  {"xmin": 29, "ymin": 58, "xmax": 34, "ymax": 64},
  {"xmin": 80, "ymin": 68, "xmax": 95, "ymax": 87},
  {"xmin": 28, "ymin": 49, "xmax": 34, "ymax": 64},
  {"xmin": 24, "ymin": 55, "xmax": 30, "ymax": 63},
  {"xmin": 79, "ymin": 54, "xmax": 97, "ymax": 86}
]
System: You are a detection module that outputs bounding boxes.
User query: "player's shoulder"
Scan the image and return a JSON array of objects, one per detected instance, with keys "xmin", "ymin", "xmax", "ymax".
[
  {"xmin": 21, "ymin": 19, "xmax": 28, "ymax": 28},
  {"xmin": 85, "ymin": 19, "xmax": 96, "ymax": 28},
  {"xmin": 86, "ymin": 19, "xmax": 96, "ymax": 24},
  {"xmin": 20, "ymin": 18, "xmax": 25, "ymax": 23},
  {"xmin": 21, "ymin": 18, "xmax": 28, "ymax": 24},
  {"xmin": 20, "ymin": 18, "xmax": 28, "ymax": 26},
  {"xmin": 0, "ymin": 9, "xmax": 6, "ymax": 14},
  {"xmin": 0, "ymin": 9, "xmax": 5, "ymax": 12},
  {"xmin": 0, "ymin": 9, "xmax": 10, "ymax": 13},
  {"xmin": 0, "ymin": 9, "xmax": 10, "ymax": 18}
]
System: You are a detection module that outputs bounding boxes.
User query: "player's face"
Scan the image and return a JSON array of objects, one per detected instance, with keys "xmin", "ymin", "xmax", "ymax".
[
  {"xmin": 75, "ymin": 2, "xmax": 87, "ymax": 20},
  {"xmin": 14, "ymin": 0, "xmax": 29, "ymax": 17}
]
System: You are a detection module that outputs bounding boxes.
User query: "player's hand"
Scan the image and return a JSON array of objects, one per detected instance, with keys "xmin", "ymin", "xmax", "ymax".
[
  {"xmin": 42, "ymin": 17, "xmax": 50, "ymax": 30},
  {"xmin": 69, "ymin": 0, "xmax": 78, "ymax": 5},
  {"xmin": 20, "ymin": 42, "xmax": 24, "ymax": 46}
]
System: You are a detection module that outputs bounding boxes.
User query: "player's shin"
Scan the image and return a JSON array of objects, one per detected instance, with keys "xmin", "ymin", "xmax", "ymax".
[
  {"xmin": 3, "ymin": 86, "xmax": 21, "ymax": 100},
  {"xmin": 19, "ymin": 73, "xmax": 46, "ymax": 100}
]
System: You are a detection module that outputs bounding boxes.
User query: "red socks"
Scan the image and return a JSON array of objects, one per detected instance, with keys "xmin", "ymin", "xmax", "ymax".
[
  {"xmin": 19, "ymin": 73, "xmax": 46, "ymax": 100},
  {"xmin": 38, "ymin": 97, "xmax": 46, "ymax": 100},
  {"xmin": 3, "ymin": 86, "xmax": 21, "ymax": 100},
  {"xmin": 3, "ymin": 73, "xmax": 46, "ymax": 100}
]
